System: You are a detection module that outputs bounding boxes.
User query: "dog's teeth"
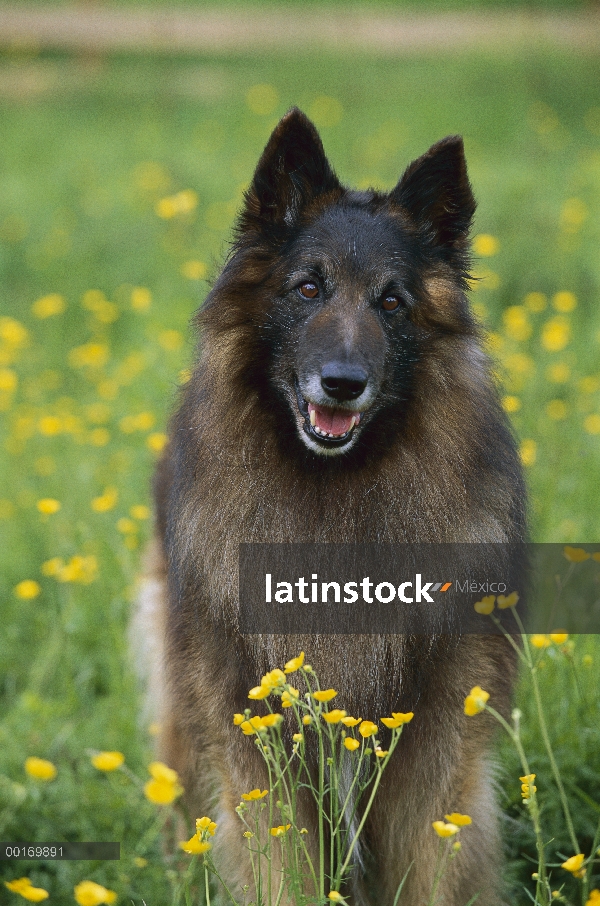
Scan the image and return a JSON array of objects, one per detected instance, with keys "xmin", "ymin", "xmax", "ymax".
[
  {"xmin": 310, "ymin": 410, "xmax": 316, "ymax": 427},
  {"xmin": 350, "ymin": 416, "xmax": 357, "ymax": 430}
]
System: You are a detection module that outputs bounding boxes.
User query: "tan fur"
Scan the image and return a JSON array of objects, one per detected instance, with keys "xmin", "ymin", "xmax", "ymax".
[{"xmin": 136, "ymin": 118, "xmax": 526, "ymax": 905}]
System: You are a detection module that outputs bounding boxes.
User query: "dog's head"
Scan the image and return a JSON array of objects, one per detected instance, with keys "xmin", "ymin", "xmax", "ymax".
[{"xmin": 201, "ymin": 108, "xmax": 478, "ymax": 461}]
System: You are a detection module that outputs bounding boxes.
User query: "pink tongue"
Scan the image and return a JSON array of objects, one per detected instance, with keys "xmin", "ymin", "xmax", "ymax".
[{"xmin": 308, "ymin": 404, "xmax": 358, "ymax": 436}]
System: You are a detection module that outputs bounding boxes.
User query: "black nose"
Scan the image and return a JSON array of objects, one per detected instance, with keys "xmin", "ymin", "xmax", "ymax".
[{"xmin": 321, "ymin": 362, "xmax": 368, "ymax": 402}]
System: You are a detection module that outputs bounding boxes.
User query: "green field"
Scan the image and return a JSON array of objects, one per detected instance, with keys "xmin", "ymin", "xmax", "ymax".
[{"xmin": 1, "ymin": 44, "xmax": 600, "ymax": 905}]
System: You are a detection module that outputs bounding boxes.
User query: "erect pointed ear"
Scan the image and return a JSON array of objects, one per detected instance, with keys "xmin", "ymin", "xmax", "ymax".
[
  {"xmin": 390, "ymin": 136, "xmax": 476, "ymax": 253},
  {"xmin": 238, "ymin": 108, "xmax": 341, "ymax": 235}
]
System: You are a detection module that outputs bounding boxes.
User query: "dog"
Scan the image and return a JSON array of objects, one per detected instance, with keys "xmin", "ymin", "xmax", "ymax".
[{"xmin": 137, "ymin": 108, "xmax": 526, "ymax": 905}]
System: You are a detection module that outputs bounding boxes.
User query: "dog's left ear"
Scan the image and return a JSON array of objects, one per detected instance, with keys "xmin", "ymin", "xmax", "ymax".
[
  {"xmin": 390, "ymin": 136, "xmax": 476, "ymax": 253},
  {"xmin": 238, "ymin": 107, "xmax": 341, "ymax": 235}
]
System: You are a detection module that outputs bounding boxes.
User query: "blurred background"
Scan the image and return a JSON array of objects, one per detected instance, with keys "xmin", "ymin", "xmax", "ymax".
[{"xmin": 1, "ymin": 1, "xmax": 599, "ymax": 903}]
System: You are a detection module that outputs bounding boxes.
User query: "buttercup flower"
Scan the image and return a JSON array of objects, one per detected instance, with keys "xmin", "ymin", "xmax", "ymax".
[
  {"xmin": 284, "ymin": 651, "xmax": 305, "ymax": 673},
  {"xmin": 520, "ymin": 774, "xmax": 537, "ymax": 800},
  {"xmin": 313, "ymin": 689, "xmax": 337, "ymax": 702},
  {"xmin": 445, "ymin": 813, "xmax": 472, "ymax": 826},
  {"xmin": 261, "ymin": 713, "xmax": 283, "ymax": 729},
  {"xmin": 179, "ymin": 835, "xmax": 211, "ymax": 855},
  {"xmin": 240, "ymin": 716, "xmax": 267, "ymax": 735},
  {"xmin": 497, "ymin": 592, "xmax": 519, "ymax": 609},
  {"xmin": 323, "ymin": 709, "xmax": 347, "ymax": 724},
  {"xmin": 302, "ymin": 715, "xmax": 312, "ymax": 726},
  {"xmin": 358, "ymin": 720, "xmax": 378, "ymax": 738},
  {"xmin": 37, "ymin": 499, "xmax": 61, "ymax": 515},
  {"xmin": 281, "ymin": 688, "xmax": 299, "ymax": 707},
  {"xmin": 74, "ymin": 880, "xmax": 117, "ymax": 905},
  {"xmin": 531, "ymin": 635, "xmax": 551, "ymax": 649},
  {"xmin": 464, "ymin": 686, "xmax": 489, "ymax": 716},
  {"xmin": 474, "ymin": 595, "xmax": 495, "ymax": 615},
  {"xmin": 196, "ymin": 816, "xmax": 217, "ymax": 835},
  {"xmin": 327, "ymin": 893, "xmax": 344, "ymax": 903},
  {"xmin": 292, "ymin": 733, "xmax": 303, "ymax": 743},
  {"xmin": 14, "ymin": 581, "xmax": 41, "ymax": 600},
  {"xmin": 563, "ymin": 546, "xmax": 590, "ymax": 563},
  {"xmin": 270, "ymin": 824, "xmax": 291, "ymax": 837},
  {"xmin": 5, "ymin": 878, "xmax": 49, "ymax": 901},
  {"xmin": 143, "ymin": 761, "xmax": 182, "ymax": 805},
  {"xmin": 550, "ymin": 632, "xmax": 569, "ymax": 645},
  {"xmin": 380, "ymin": 712, "xmax": 413, "ymax": 729},
  {"xmin": 233, "ymin": 713, "xmax": 245, "ymax": 725},
  {"xmin": 91, "ymin": 752, "xmax": 124, "ymax": 772},
  {"xmin": 24, "ymin": 757, "xmax": 57, "ymax": 781},
  {"xmin": 341, "ymin": 716, "xmax": 361, "ymax": 727},
  {"xmin": 561, "ymin": 854, "xmax": 585, "ymax": 874},
  {"xmin": 344, "ymin": 737, "xmax": 360, "ymax": 752},
  {"xmin": 242, "ymin": 789, "xmax": 268, "ymax": 801},
  {"xmin": 432, "ymin": 821, "xmax": 459, "ymax": 837}
]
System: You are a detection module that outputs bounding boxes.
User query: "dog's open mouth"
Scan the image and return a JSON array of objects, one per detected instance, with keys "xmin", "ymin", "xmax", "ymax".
[{"xmin": 295, "ymin": 384, "xmax": 361, "ymax": 447}]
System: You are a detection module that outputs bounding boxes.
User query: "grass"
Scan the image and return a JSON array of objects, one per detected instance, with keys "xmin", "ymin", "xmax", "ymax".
[{"xmin": 0, "ymin": 44, "xmax": 599, "ymax": 904}]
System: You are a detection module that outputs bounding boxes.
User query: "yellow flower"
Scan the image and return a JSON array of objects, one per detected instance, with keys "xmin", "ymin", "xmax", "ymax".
[
  {"xmin": 313, "ymin": 689, "xmax": 337, "ymax": 702},
  {"xmin": 293, "ymin": 733, "xmax": 303, "ymax": 743},
  {"xmin": 550, "ymin": 632, "xmax": 569, "ymax": 645},
  {"xmin": 520, "ymin": 439, "xmax": 537, "ymax": 467},
  {"xmin": 585, "ymin": 890, "xmax": 600, "ymax": 906},
  {"xmin": 242, "ymin": 788, "xmax": 268, "ymax": 802},
  {"xmin": 473, "ymin": 234, "xmax": 500, "ymax": 257},
  {"xmin": 5, "ymin": 878, "xmax": 49, "ymax": 901},
  {"xmin": 131, "ymin": 287, "xmax": 152, "ymax": 311},
  {"xmin": 233, "ymin": 713, "xmax": 245, "ymax": 725},
  {"xmin": 323, "ymin": 709, "xmax": 347, "ymax": 724},
  {"xmin": 91, "ymin": 751, "xmax": 124, "ymax": 772},
  {"xmin": 91, "ymin": 487, "xmax": 118, "ymax": 513},
  {"xmin": 74, "ymin": 880, "xmax": 117, "ymax": 905},
  {"xmin": 133, "ymin": 857, "xmax": 147, "ymax": 868},
  {"xmin": 503, "ymin": 305, "xmax": 532, "ymax": 342},
  {"xmin": 130, "ymin": 505, "xmax": 150, "ymax": 520},
  {"xmin": 181, "ymin": 260, "xmax": 207, "ymax": 280},
  {"xmin": 14, "ymin": 580, "xmax": 41, "ymax": 600},
  {"xmin": 281, "ymin": 688, "xmax": 299, "ymax": 707},
  {"xmin": 147, "ymin": 432, "xmax": 168, "ymax": 453},
  {"xmin": 380, "ymin": 712, "xmax": 414, "ymax": 729},
  {"xmin": 375, "ymin": 747, "xmax": 388, "ymax": 758},
  {"xmin": 497, "ymin": 592, "xmax": 519, "ymax": 609},
  {"xmin": 240, "ymin": 716, "xmax": 265, "ymax": 735},
  {"xmin": 553, "ymin": 291, "xmax": 577, "ymax": 312},
  {"xmin": 32, "ymin": 293, "xmax": 66, "ymax": 318},
  {"xmin": 358, "ymin": 720, "xmax": 378, "ymax": 738},
  {"xmin": 261, "ymin": 714, "xmax": 283, "ymax": 729},
  {"xmin": 524, "ymin": 292, "xmax": 547, "ymax": 312},
  {"xmin": 270, "ymin": 824, "xmax": 291, "ymax": 837},
  {"xmin": 344, "ymin": 737, "xmax": 360, "ymax": 752},
  {"xmin": 464, "ymin": 686, "xmax": 489, "ymax": 716},
  {"xmin": 37, "ymin": 498, "xmax": 61, "ymax": 515},
  {"xmin": 445, "ymin": 813, "xmax": 472, "ymax": 826},
  {"xmin": 502, "ymin": 395, "xmax": 521, "ymax": 414},
  {"xmin": 541, "ymin": 316, "xmax": 570, "ymax": 352},
  {"xmin": 284, "ymin": 651, "xmax": 305, "ymax": 673},
  {"xmin": 196, "ymin": 816, "xmax": 217, "ymax": 835},
  {"xmin": 584, "ymin": 414, "xmax": 600, "ymax": 435},
  {"xmin": 474, "ymin": 595, "xmax": 495, "ymax": 615},
  {"xmin": 530, "ymin": 635, "xmax": 551, "ymax": 649},
  {"xmin": 564, "ymin": 545, "xmax": 590, "ymax": 563},
  {"xmin": 432, "ymin": 820, "xmax": 459, "ymax": 837},
  {"xmin": 68, "ymin": 342, "xmax": 110, "ymax": 369},
  {"xmin": 327, "ymin": 892, "xmax": 344, "ymax": 903},
  {"xmin": 561, "ymin": 854, "xmax": 585, "ymax": 874},
  {"xmin": 24, "ymin": 757, "xmax": 57, "ymax": 781},
  {"xmin": 143, "ymin": 762, "xmax": 182, "ymax": 805},
  {"xmin": 302, "ymin": 715, "xmax": 312, "ymax": 726},
  {"xmin": 179, "ymin": 835, "xmax": 212, "ymax": 854},
  {"xmin": 341, "ymin": 716, "xmax": 361, "ymax": 727}
]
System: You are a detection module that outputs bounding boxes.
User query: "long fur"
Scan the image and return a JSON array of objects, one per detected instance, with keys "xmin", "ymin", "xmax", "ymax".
[{"xmin": 138, "ymin": 109, "xmax": 526, "ymax": 905}]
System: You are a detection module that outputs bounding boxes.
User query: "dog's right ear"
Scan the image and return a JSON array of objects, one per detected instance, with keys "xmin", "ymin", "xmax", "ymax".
[{"xmin": 238, "ymin": 108, "xmax": 341, "ymax": 235}]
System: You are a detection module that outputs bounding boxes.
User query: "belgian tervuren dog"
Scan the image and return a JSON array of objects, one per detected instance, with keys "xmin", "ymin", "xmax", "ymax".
[{"xmin": 139, "ymin": 108, "xmax": 526, "ymax": 905}]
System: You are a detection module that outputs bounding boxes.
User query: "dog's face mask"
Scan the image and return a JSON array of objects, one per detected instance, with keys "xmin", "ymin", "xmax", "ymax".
[{"xmin": 226, "ymin": 109, "xmax": 477, "ymax": 459}]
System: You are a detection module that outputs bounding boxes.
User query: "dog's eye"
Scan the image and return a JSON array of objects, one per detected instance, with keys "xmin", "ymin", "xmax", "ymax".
[
  {"xmin": 298, "ymin": 282, "xmax": 319, "ymax": 299},
  {"xmin": 382, "ymin": 294, "xmax": 402, "ymax": 312}
]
